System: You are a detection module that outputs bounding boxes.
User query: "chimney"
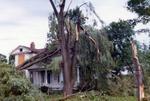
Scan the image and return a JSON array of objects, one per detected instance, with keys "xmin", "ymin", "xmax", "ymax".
[{"xmin": 30, "ymin": 42, "xmax": 35, "ymax": 49}]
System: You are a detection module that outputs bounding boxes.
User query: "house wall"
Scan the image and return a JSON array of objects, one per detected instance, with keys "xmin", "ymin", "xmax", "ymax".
[
  {"xmin": 11, "ymin": 46, "xmax": 36, "ymax": 67},
  {"xmin": 25, "ymin": 53, "xmax": 36, "ymax": 60},
  {"xmin": 14, "ymin": 53, "xmax": 36, "ymax": 67},
  {"xmin": 15, "ymin": 55, "xmax": 18, "ymax": 66}
]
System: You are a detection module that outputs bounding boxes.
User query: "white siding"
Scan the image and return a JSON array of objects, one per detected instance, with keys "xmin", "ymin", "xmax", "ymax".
[
  {"xmin": 15, "ymin": 55, "xmax": 18, "ymax": 66},
  {"xmin": 60, "ymin": 70, "xmax": 63, "ymax": 83},
  {"xmin": 25, "ymin": 54, "xmax": 31, "ymax": 60},
  {"xmin": 11, "ymin": 46, "xmax": 31, "ymax": 55},
  {"xmin": 25, "ymin": 53, "xmax": 35, "ymax": 61}
]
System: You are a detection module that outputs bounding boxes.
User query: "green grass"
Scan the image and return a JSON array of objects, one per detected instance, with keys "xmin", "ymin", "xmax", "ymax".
[
  {"xmin": 65, "ymin": 95, "xmax": 136, "ymax": 101},
  {"xmin": 45, "ymin": 91, "xmax": 136, "ymax": 101}
]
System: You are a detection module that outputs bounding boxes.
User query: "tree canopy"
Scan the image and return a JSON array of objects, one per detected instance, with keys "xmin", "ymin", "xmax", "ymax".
[
  {"xmin": 127, "ymin": 0, "xmax": 150, "ymax": 23},
  {"xmin": 105, "ymin": 20, "xmax": 135, "ymax": 67}
]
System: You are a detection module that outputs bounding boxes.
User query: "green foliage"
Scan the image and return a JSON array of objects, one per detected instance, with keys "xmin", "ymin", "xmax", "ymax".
[
  {"xmin": 47, "ymin": 91, "xmax": 136, "ymax": 101},
  {"xmin": 78, "ymin": 26, "xmax": 114, "ymax": 86},
  {"xmin": 47, "ymin": 7, "xmax": 86, "ymax": 50},
  {"xmin": 127, "ymin": 0, "xmax": 150, "ymax": 23},
  {"xmin": 47, "ymin": 13, "xmax": 59, "ymax": 51},
  {"xmin": 0, "ymin": 63, "xmax": 47, "ymax": 101},
  {"xmin": 47, "ymin": 56, "xmax": 62, "ymax": 72},
  {"xmin": 138, "ymin": 49, "xmax": 150, "ymax": 95},
  {"xmin": 79, "ymin": 27, "xmax": 114, "ymax": 71},
  {"xmin": 66, "ymin": 7, "xmax": 86, "ymax": 25},
  {"xmin": 105, "ymin": 20, "xmax": 134, "ymax": 67},
  {"xmin": 106, "ymin": 76, "xmax": 135, "ymax": 96},
  {"xmin": 47, "ymin": 13, "xmax": 57, "ymax": 43}
]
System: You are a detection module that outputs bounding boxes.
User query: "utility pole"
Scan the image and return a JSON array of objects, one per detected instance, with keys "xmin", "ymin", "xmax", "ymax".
[{"xmin": 131, "ymin": 40, "xmax": 144, "ymax": 101}]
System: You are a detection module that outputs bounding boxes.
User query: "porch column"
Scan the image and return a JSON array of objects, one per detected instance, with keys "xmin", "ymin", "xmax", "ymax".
[
  {"xmin": 77, "ymin": 66, "xmax": 80, "ymax": 84},
  {"xmin": 45, "ymin": 70, "xmax": 47, "ymax": 84},
  {"xmin": 60, "ymin": 69, "xmax": 63, "ymax": 83},
  {"xmin": 24, "ymin": 70, "xmax": 30, "ymax": 78}
]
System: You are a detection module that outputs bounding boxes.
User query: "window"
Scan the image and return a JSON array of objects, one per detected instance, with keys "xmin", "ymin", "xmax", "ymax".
[
  {"xmin": 47, "ymin": 71, "xmax": 52, "ymax": 84},
  {"xmin": 30, "ymin": 71, "xmax": 33, "ymax": 83},
  {"xmin": 40, "ymin": 71, "xmax": 45, "ymax": 83},
  {"xmin": 18, "ymin": 54, "xmax": 25, "ymax": 65},
  {"xmin": 58, "ymin": 74, "xmax": 60, "ymax": 83},
  {"xmin": 54, "ymin": 73, "xmax": 60, "ymax": 83},
  {"xmin": 19, "ymin": 48, "xmax": 23, "ymax": 52}
]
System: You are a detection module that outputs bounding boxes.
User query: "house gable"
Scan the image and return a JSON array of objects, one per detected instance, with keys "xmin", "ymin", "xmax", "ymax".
[
  {"xmin": 10, "ymin": 45, "xmax": 38, "ymax": 67},
  {"xmin": 10, "ymin": 45, "xmax": 32, "ymax": 55}
]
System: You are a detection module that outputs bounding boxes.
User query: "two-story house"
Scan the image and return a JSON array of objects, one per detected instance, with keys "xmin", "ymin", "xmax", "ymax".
[{"xmin": 10, "ymin": 42, "xmax": 80, "ymax": 90}]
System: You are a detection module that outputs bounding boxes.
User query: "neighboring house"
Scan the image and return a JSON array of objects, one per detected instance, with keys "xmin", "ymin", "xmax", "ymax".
[
  {"xmin": 10, "ymin": 42, "xmax": 80, "ymax": 90},
  {"xmin": 0, "ymin": 53, "xmax": 7, "ymax": 63}
]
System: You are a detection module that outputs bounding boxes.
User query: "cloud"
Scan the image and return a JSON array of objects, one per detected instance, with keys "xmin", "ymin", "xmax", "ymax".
[
  {"xmin": 0, "ymin": 0, "xmax": 148, "ymax": 58},
  {"xmin": 0, "ymin": 0, "xmax": 50, "ymax": 57},
  {"xmin": 91, "ymin": 0, "xmax": 137, "ymax": 24}
]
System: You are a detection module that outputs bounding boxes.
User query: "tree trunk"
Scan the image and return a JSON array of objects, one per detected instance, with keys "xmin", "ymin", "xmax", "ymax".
[
  {"xmin": 49, "ymin": 0, "xmax": 77, "ymax": 97},
  {"xmin": 58, "ymin": 6, "xmax": 73, "ymax": 97},
  {"xmin": 131, "ymin": 41, "xmax": 144, "ymax": 101}
]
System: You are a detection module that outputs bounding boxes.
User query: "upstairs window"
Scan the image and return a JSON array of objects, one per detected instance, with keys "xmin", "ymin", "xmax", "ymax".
[{"xmin": 19, "ymin": 48, "xmax": 23, "ymax": 52}]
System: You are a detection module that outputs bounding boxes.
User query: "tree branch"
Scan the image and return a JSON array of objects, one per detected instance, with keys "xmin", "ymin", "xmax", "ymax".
[
  {"xmin": 60, "ymin": 0, "xmax": 66, "ymax": 12},
  {"xmin": 80, "ymin": 25, "xmax": 100, "ymax": 60},
  {"xmin": 66, "ymin": 0, "xmax": 73, "ymax": 13},
  {"xmin": 79, "ymin": 2, "xmax": 88, "ymax": 8},
  {"xmin": 49, "ymin": 0, "xmax": 58, "ymax": 17}
]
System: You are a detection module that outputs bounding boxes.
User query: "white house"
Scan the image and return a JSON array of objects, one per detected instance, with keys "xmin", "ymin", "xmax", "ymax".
[{"xmin": 10, "ymin": 42, "xmax": 80, "ymax": 90}]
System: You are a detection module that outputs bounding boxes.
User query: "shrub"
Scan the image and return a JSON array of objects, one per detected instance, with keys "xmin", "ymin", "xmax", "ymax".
[{"xmin": 0, "ymin": 63, "xmax": 46, "ymax": 101}]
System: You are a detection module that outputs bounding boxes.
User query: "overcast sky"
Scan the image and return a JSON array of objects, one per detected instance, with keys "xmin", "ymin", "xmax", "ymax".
[{"xmin": 0, "ymin": 0, "xmax": 149, "ymax": 57}]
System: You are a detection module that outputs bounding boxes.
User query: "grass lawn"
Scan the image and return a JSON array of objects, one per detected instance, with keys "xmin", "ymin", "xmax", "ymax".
[
  {"xmin": 65, "ymin": 96, "xmax": 136, "ymax": 101},
  {"xmin": 45, "ymin": 91, "xmax": 136, "ymax": 101}
]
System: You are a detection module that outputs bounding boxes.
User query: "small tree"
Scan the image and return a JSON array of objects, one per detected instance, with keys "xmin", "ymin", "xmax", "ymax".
[{"xmin": 105, "ymin": 20, "xmax": 135, "ymax": 69}]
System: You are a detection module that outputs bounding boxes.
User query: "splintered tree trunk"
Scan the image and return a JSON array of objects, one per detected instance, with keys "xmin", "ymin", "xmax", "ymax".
[
  {"xmin": 57, "ymin": 2, "xmax": 73, "ymax": 96},
  {"xmin": 131, "ymin": 41, "xmax": 144, "ymax": 101},
  {"xmin": 49, "ymin": 0, "xmax": 78, "ymax": 97}
]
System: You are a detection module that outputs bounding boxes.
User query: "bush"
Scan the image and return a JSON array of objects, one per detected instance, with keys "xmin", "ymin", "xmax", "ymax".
[
  {"xmin": 97, "ymin": 75, "xmax": 135, "ymax": 96},
  {"xmin": 0, "ymin": 63, "xmax": 46, "ymax": 101}
]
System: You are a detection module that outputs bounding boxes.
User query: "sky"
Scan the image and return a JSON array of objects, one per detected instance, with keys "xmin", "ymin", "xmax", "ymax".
[{"xmin": 0, "ymin": 0, "xmax": 149, "ymax": 57}]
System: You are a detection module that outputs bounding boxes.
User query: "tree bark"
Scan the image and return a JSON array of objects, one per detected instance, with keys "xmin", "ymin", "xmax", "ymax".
[
  {"xmin": 131, "ymin": 41, "xmax": 144, "ymax": 101},
  {"xmin": 49, "ymin": 0, "xmax": 74, "ymax": 97}
]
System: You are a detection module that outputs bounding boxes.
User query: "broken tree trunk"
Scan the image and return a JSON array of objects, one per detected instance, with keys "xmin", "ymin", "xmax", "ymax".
[
  {"xmin": 131, "ymin": 40, "xmax": 144, "ymax": 101},
  {"xmin": 49, "ymin": 0, "xmax": 74, "ymax": 97}
]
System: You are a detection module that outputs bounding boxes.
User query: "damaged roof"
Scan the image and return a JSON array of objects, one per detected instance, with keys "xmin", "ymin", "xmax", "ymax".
[{"xmin": 17, "ymin": 48, "xmax": 60, "ymax": 70}]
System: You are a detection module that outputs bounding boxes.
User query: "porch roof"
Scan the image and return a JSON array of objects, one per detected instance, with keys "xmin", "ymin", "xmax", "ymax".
[{"xmin": 17, "ymin": 48, "xmax": 60, "ymax": 70}]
